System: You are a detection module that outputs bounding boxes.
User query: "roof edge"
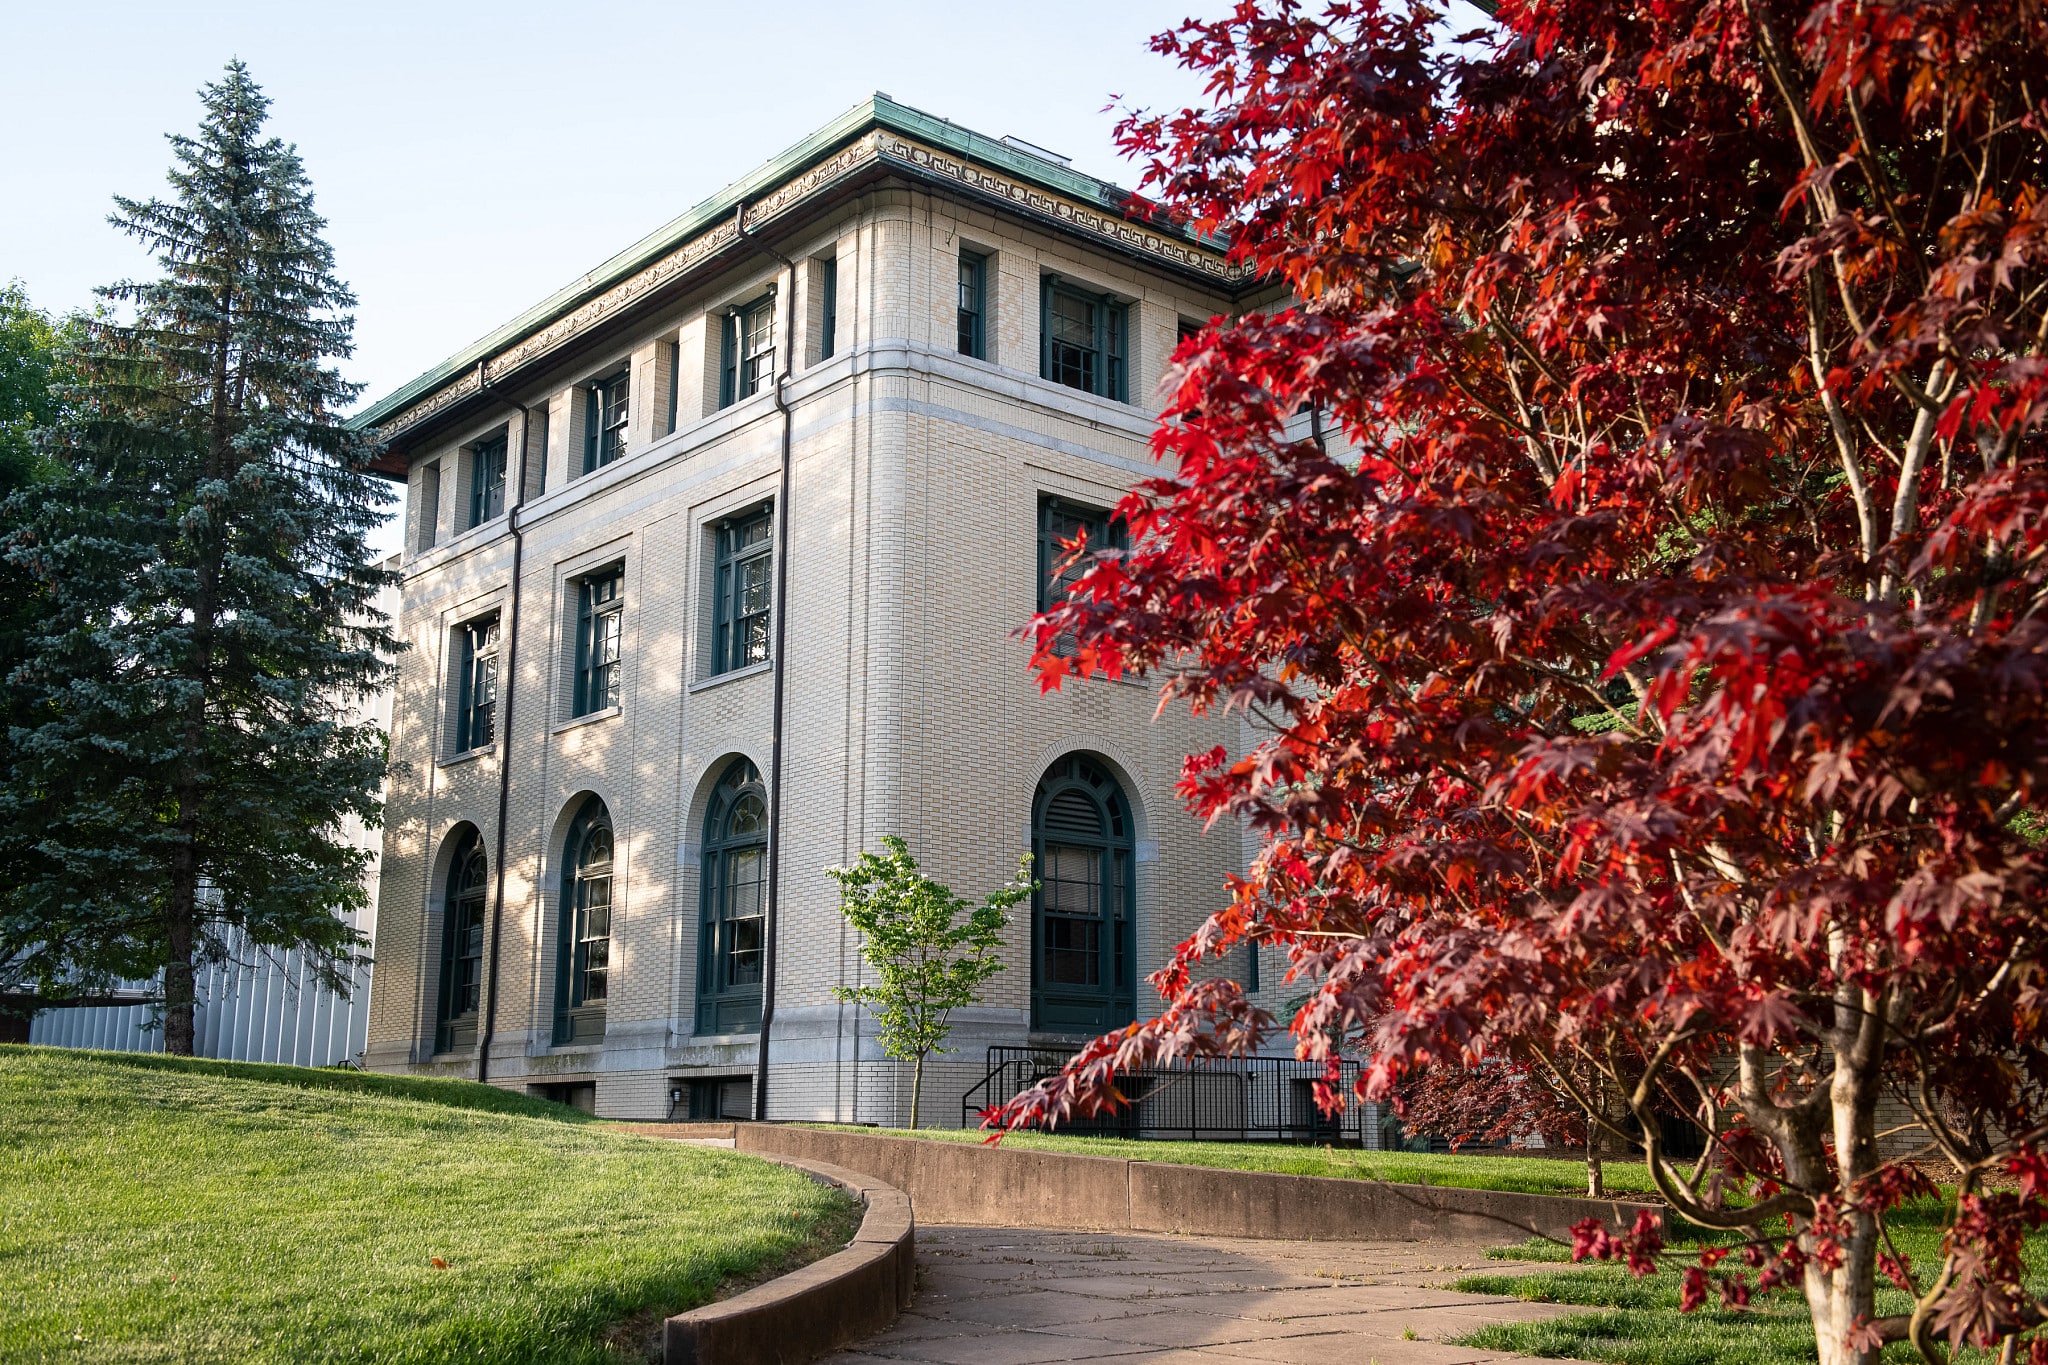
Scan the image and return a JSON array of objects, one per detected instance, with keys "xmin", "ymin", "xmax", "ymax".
[{"xmin": 350, "ymin": 95, "xmax": 1220, "ymax": 434}]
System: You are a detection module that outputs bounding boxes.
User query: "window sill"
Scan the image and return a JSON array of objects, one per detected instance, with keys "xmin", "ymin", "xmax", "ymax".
[
  {"xmin": 685, "ymin": 1030, "xmax": 761, "ymax": 1045},
  {"xmin": 438, "ymin": 744, "xmax": 493, "ymax": 769},
  {"xmin": 553, "ymin": 706, "xmax": 621, "ymax": 735},
  {"xmin": 688, "ymin": 660, "xmax": 772, "ymax": 693}
]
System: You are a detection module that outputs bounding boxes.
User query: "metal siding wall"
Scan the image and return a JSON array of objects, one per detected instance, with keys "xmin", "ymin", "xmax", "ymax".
[{"xmin": 26, "ymin": 934, "xmax": 375, "ymax": 1067}]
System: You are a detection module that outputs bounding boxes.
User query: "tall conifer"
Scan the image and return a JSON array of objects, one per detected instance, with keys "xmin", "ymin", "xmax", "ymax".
[{"xmin": 0, "ymin": 61, "xmax": 396, "ymax": 1053}]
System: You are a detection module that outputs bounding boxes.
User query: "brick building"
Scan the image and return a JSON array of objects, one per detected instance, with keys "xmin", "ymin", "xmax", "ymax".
[{"xmin": 357, "ymin": 96, "xmax": 1297, "ymax": 1125}]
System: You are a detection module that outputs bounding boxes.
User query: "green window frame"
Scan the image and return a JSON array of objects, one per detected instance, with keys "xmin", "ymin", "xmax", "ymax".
[
  {"xmin": 1037, "ymin": 495, "xmax": 1123, "ymax": 657},
  {"xmin": 1030, "ymin": 754, "xmax": 1137, "ymax": 1033},
  {"xmin": 554, "ymin": 798, "xmax": 613, "ymax": 1045},
  {"xmin": 819, "ymin": 258, "xmax": 838, "ymax": 361},
  {"xmin": 720, "ymin": 293, "xmax": 777, "ymax": 407},
  {"xmin": 697, "ymin": 759, "xmax": 768, "ymax": 1034},
  {"xmin": 436, "ymin": 830, "xmax": 488, "ymax": 1054},
  {"xmin": 958, "ymin": 251, "xmax": 986, "ymax": 359},
  {"xmin": 1040, "ymin": 276, "xmax": 1126, "ymax": 401},
  {"xmin": 573, "ymin": 566, "xmax": 623, "ymax": 716},
  {"xmin": 712, "ymin": 508, "xmax": 772, "ymax": 675},
  {"xmin": 468, "ymin": 431, "xmax": 507, "ymax": 528},
  {"xmin": 582, "ymin": 370, "xmax": 630, "ymax": 474},
  {"xmin": 454, "ymin": 614, "xmax": 499, "ymax": 752}
]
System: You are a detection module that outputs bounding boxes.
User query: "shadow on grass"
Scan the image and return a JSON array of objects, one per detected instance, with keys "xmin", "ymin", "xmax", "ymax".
[{"xmin": 0, "ymin": 1044, "xmax": 590, "ymax": 1122}]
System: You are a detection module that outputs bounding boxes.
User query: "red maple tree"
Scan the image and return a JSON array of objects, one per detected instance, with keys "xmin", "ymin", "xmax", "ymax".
[{"xmin": 988, "ymin": 3, "xmax": 2048, "ymax": 1362}]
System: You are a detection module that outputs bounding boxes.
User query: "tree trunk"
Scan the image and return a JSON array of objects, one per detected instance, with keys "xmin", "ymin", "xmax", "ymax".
[
  {"xmin": 1793, "ymin": 981, "xmax": 1888, "ymax": 1365},
  {"xmin": 1802, "ymin": 1210, "xmax": 1882, "ymax": 1365},
  {"xmin": 1585, "ymin": 1090, "xmax": 1604, "ymax": 1198},
  {"xmin": 160, "ymin": 273, "xmax": 232, "ymax": 1059},
  {"xmin": 164, "ymin": 838, "xmax": 197, "ymax": 1055},
  {"xmin": 910, "ymin": 1052, "xmax": 924, "ymax": 1131}
]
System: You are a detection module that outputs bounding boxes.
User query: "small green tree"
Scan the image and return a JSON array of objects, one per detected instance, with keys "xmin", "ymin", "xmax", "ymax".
[{"xmin": 829, "ymin": 838, "xmax": 1033, "ymax": 1129}]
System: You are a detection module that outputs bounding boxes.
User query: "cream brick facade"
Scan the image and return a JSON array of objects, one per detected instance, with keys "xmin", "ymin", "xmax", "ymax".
[{"xmin": 359, "ymin": 97, "xmax": 1288, "ymax": 1124}]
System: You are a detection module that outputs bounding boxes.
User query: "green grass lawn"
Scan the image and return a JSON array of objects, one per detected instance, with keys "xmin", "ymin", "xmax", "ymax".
[
  {"xmin": 800, "ymin": 1122, "xmax": 1658, "ymax": 1197},
  {"xmin": 1452, "ymin": 1206, "xmax": 2040, "ymax": 1365},
  {"xmin": 2, "ymin": 1046, "xmax": 859, "ymax": 1365}
]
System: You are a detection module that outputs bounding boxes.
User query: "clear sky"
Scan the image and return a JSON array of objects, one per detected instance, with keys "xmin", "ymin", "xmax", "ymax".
[
  {"xmin": 1, "ymin": 0, "xmax": 1487, "ymax": 554},
  {"xmin": 2, "ymin": 0, "xmax": 1227, "ymax": 409}
]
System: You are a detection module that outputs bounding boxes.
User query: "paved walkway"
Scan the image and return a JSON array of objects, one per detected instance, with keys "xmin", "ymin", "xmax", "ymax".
[{"xmin": 822, "ymin": 1225, "xmax": 1587, "ymax": 1365}]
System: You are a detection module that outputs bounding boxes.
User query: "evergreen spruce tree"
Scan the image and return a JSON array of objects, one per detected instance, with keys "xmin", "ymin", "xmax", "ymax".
[{"xmin": 0, "ymin": 61, "xmax": 397, "ymax": 1052}]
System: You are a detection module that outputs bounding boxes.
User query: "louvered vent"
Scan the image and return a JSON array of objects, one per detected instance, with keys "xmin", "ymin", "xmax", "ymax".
[{"xmin": 1042, "ymin": 787, "xmax": 1103, "ymax": 840}]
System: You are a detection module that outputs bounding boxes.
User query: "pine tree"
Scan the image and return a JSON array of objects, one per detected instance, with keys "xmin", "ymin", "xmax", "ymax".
[{"xmin": 0, "ymin": 61, "xmax": 397, "ymax": 1053}]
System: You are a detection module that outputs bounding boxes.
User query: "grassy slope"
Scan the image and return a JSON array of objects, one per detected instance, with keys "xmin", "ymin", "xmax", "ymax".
[
  {"xmin": 3, "ymin": 1047, "xmax": 858, "ymax": 1365},
  {"xmin": 1453, "ymin": 1207, "xmax": 2042, "ymax": 1365},
  {"xmin": 800, "ymin": 1122, "xmax": 1658, "ymax": 1197}
]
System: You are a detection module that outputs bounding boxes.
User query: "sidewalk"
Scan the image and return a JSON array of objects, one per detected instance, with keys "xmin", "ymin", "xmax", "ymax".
[{"xmin": 820, "ymin": 1225, "xmax": 1587, "ymax": 1365}]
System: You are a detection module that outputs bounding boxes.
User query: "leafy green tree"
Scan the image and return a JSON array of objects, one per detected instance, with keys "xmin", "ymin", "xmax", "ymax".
[
  {"xmin": 0, "ymin": 282, "xmax": 81, "ymax": 495},
  {"xmin": 829, "ymin": 838, "xmax": 1032, "ymax": 1129},
  {"xmin": 0, "ymin": 61, "xmax": 396, "ymax": 1052}
]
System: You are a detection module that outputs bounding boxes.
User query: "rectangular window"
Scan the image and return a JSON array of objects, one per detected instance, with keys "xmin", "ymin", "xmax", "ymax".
[
  {"xmin": 819, "ymin": 258, "xmax": 838, "ymax": 361},
  {"xmin": 1037, "ymin": 495, "xmax": 1123, "ymax": 658},
  {"xmin": 468, "ymin": 431, "xmax": 507, "ymax": 529},
  {"xmin": 1041, "ymin": 278, "xmax": 1127, "ymax": 401},
  {"xmin": 576, "ymin": 875, "xmax": 610, "ymax": 1004},
  {"xmin": 712, "ymin": 508, "xmax": 773, "ymax": 675},
  {"xmin": 720, "ymin": 294, "xmax": 776, "ymax": 407},
  {"xmin": 723, "ymin": 845, "xmax": 765, "ymax": 987},
  {"xmin": 573, "ymin": 567, "xmax": 623, "ymax": 716},
  {"xmin": 957, "ymin": 251, "xmax": 986, "ymax": 359},
  {"xmin": 582, "ymin": 370, "xmax": 629, "ymax": 474},
  {"xmin": 454, "ymin": 614, "xmax": 500, "ymax": 752},
  {"xmin": 417, "ymin": 462, "xmax": 441, "ymax": 552},
  {"xmin": 1040, "ymin": 843, "xmax": 1102, "ymax": 986}
]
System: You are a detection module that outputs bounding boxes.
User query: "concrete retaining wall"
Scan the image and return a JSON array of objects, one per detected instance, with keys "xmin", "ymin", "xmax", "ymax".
[
  {"xmin": 726, "ymin": 1124, "xmax": 1654, "ymax": 1245},
  {"xmin": 663, "ymin": 1156, "xmax": 914, "ymax": 1365}
]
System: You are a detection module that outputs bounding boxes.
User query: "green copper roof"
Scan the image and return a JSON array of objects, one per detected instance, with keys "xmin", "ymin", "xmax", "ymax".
[{"xmin": 350, "ymin": 94, "xmax": 1207, "ymax": 434}]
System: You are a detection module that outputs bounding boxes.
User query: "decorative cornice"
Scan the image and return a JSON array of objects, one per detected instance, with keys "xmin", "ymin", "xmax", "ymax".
[
  {"xmin": 872, "ymin": 131, "xmax": 1243, "ymax": 287},
  {"xmin": 372, "ymin": 125, "xmax": 1240, "ymax": 444}
]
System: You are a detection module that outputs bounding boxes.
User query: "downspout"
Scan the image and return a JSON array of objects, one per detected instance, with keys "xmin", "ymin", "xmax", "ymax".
[
  {"xmin": 734, "ymin": 201, "xmax": 797, "ymax": 1122},
  {"xmin": 473, "ymin": 360, "xmax": 530, "ymax": 1086}
]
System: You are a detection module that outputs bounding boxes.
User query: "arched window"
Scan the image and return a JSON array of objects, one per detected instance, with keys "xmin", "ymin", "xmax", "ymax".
[
  {"xmin": 436, "ymin": 829, "xmax": 487, "ymax": 1054},
  {"xmin": 554, "ymin": 798, "xmax": 613, "ymax": 1045},
  {"xmin": 1031, "ymin": 755, "xmax": 1136, "ymax": 1033},
  {"xmin": 698, "ymin": 759, "xmax": 767, "ymax": 1035}
]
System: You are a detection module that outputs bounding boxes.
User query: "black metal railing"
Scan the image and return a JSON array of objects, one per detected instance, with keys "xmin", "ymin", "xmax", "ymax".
[{"xmin": 961, "ymin": 1045, "xmax": 1371, "ymax": 1144}]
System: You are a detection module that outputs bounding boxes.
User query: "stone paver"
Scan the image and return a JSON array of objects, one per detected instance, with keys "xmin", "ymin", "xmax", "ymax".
[{"xmin": 822, "ymin": 1225, "xmax": 1589, "ymax": 1365}]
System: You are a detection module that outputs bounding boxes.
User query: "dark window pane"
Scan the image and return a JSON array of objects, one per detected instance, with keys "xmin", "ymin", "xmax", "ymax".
[
  {"xmin": 820, "ymin": 259, "xmax": 838, "ymax": 360},
  {"xmin": 728, "ymin": 793, "xmax": 766, "ymax": 838},
  {"xmin": 958, "ymin": 253, "xmax": 984, "ymax": 358},
  {"xmin": 1043, "ymin": 915, "xmax": 1101, "ymax": 986},
  {"xmin": 1048, "ymin": 288, "xmax": 1098, "ymax": 393},
  {"xmin": 727, "ymin": 913, "xmax": 764, "ymax": 986},
  {"xmin": 470, "ymin": 433, "xmax": 507, "ymax": 527}
]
